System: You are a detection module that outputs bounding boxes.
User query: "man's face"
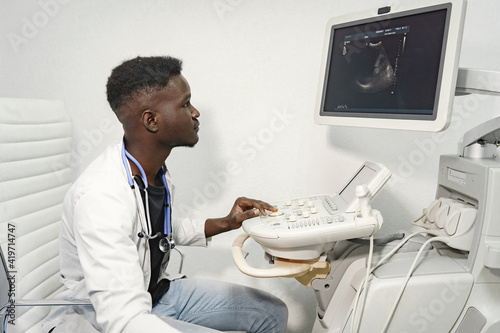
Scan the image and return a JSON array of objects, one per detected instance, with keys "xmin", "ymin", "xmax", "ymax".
[{"xmin": 151, "ymin": 74, "xmax": 200, "ymax": 148}]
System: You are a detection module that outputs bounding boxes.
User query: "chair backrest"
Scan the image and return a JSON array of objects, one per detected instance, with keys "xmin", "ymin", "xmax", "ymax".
[{"xmin": 0, "ymin": 98, "xmax": 73, "ymax": 333}]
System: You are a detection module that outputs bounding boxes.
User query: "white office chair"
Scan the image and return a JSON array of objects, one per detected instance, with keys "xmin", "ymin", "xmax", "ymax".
[
  {"xmin": 0, "ymin": 98, "xmax": 248, "ymax": 333},
  {"xmin": 0, "ymin": 98, "xmax": 78, "ymax": 333}
]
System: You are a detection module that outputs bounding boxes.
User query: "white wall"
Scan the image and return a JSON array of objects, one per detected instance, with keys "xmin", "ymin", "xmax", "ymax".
[{"xmin": 2, "ymin": 0, "xmax": 500, "ymax": 332}]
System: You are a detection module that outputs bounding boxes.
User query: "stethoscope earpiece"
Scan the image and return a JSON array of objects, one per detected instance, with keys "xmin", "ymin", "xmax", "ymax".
[{"xmin": 138, "ymin": 232, "xmax": 162, "ymax": 240}]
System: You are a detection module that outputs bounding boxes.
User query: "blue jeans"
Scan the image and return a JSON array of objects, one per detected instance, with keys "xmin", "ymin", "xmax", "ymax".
[{"xmin": 151, "ymin": 279, "xmax": 288, "ymax": 333}]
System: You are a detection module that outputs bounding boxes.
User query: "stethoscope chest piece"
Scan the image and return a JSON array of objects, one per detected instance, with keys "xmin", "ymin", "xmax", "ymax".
[{"xmin": 159, "ymin": 236, "xmax": 175, "ymax": 253}]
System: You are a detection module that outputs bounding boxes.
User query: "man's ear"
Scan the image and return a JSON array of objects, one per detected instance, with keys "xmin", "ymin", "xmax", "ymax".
[{"xmin": 141, "ymin": 110, "xmax": 158, "ymax": 133}]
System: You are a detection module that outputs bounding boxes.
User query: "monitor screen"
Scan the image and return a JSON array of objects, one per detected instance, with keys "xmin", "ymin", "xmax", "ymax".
[{"xmin": 315, "ymin": 0, "xmax": 466, "ymax": 132}]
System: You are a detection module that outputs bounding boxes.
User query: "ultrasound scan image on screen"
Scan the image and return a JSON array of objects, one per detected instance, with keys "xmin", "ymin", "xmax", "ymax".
[{"xmin": 321, "ymin": 6, "xmax": 450, "ymax": 120}]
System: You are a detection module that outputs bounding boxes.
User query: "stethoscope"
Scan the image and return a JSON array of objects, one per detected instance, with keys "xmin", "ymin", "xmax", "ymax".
[{"xmin": 121, "ymin": 140, "xmax": 175, "ymax": 254}]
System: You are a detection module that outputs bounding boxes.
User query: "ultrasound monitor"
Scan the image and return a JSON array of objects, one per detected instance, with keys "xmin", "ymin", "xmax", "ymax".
[{"xmin": 315, "ymin": 0, "xmax": 467, "ymax": 132}]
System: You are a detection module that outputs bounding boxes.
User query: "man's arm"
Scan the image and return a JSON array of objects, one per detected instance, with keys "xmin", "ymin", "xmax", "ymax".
[{"xmin": 204, "ymin": 197, "xmax": 277, "ymax": 238}]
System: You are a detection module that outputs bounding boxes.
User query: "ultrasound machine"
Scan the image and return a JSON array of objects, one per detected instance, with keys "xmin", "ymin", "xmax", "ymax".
[{"xmin": 231, "ymin": 0, "xmax": 500, "ymax": 332}]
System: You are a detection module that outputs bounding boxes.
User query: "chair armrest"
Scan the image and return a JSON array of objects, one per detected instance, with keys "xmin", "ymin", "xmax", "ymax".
[{"xmin": 1, "ymin": 299, "xmax": 91, "ymax": 313}]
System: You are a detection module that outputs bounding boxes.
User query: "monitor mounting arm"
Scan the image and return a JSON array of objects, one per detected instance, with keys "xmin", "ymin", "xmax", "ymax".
[{"xmin": 455, "ymin": 68, "xmax": 500, "ymax": 158}]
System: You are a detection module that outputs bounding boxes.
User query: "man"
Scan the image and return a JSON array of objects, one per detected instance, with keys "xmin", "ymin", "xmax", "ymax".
[{"xmin": 43, "ymin": 56, "xmax": 288, "ymax": 333}]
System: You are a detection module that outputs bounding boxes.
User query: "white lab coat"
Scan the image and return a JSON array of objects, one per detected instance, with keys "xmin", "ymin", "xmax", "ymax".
[{"xmin": 42, "ymin": 142, "xmax": 209, "ymax": 333}]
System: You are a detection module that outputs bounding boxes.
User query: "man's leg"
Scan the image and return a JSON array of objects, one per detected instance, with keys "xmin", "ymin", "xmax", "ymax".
[{"xmin": 152, "ymin": 279, "xmax": 288, "ymax": 333}]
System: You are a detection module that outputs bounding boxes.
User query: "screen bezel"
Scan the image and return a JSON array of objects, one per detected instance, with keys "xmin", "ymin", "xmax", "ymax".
[{"xmin": 314, "ymin": 0, "xmax": 466, "ymax": 132}]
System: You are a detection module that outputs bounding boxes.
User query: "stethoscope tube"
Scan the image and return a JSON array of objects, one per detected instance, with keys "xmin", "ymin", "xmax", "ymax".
[{"xmin": 121, "ymin": 140, "xmax": 174, "ymax": 252}]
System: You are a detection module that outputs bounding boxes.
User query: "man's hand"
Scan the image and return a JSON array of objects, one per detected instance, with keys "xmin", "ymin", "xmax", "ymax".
[
  {"xmin": 227, "ymin": 196, "xmax": 277, "ymax": 228},
  {"xmin": 204, "ymin": 197, "xmax": 277, "ymax": 238}
]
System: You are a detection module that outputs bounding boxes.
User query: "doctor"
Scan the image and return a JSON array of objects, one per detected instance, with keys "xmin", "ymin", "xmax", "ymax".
[{"xmin": 43, "ymin": 56, "xmax": 288, "ymax": 333}]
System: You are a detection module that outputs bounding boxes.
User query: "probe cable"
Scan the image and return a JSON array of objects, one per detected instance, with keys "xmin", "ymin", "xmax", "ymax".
[
  {"xmin": 349, "ymin": 234, "xmax": 374, "ymax": 333},
  {"xmin": 380, "ymin": 235, "xmax": 450, "ymax": 333},
  {"xmin": 349, "ymin": 228, "xmax": 440, "ymax": 333}
]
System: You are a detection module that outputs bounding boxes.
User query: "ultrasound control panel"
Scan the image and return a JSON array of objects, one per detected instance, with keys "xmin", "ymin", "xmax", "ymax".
[
  {"xmin": 242, "ymin": 161, "xmax": 391, "ymax": 259},
  {"xmin": 263, "ymin": 195, "xmax": 345, "ymax": 230}
]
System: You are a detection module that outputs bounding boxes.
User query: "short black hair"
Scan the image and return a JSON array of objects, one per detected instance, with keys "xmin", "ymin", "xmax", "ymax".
[{"xmin": 106, "ymin": 56, "xmax": 183, "ymax": 112}]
